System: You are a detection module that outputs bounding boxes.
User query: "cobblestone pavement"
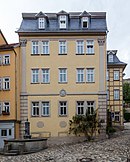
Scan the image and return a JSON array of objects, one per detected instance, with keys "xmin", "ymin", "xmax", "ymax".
[{"xmin": 0, "ymin": 129, "xmax": 130, "ymax": 162}]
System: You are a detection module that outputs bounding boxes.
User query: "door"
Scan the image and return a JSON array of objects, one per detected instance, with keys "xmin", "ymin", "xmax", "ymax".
[{"xmin": 0, "ymin": 123, "xmax": 14, "ymax": 148}]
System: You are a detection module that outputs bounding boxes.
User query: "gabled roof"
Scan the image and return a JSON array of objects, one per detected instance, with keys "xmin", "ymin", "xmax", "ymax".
[
  {"xmin": 57, "ymin": 10, "xmax": 69, "ymax": 15},
  {"xmin": 79, "ymin": 11, "xmax": 91, "ymax": 17},
  {"xmin": 0, "ymin": 43, "xmax": 19, "ymax": 51},
  {"xmin": 35, "ymin": 11, "xmax": 47, "ymax": 18},
  {"xmin": 107, "ymin": 50, "xmax": 127, "ymax": 69}
]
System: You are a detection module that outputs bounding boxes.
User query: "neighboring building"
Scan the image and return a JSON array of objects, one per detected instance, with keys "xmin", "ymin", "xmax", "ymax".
[
  {"xmin": 17, "ymin": 10, "xmax": 108, "ymax": 138},
  {"xmin": 107, "ymin": 50, "xmax": 127, "ymax": 127},
  {"xmin": 0, "ymin": 30, "xmax": 20, "ymax": 148}
]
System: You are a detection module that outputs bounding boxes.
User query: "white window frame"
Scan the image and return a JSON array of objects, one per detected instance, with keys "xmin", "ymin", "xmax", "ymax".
[
  {"xmin": 82, "ymin": 17, "xmax": 88, "ymax": 28},
  {"xmin": 3, "ymin": 55, "xmax": 10, "ymax": 65},
  {"xmin": 76, "ymin": 68, "xmax": 84, "ymax": 83},
  {"xmin": 59, "ymin": 41, "xmax": 67, "ymax": 54},
  {"xmin": 31, "ymin": 69, "xmax": 39, "ymax": 83},
  {"xmin": 114, "ymin": 70, "xmax": 119, "ymax": 80},
  {"xmin": 38, "ymin": 18, "xmax": 45, "ymax": 29},
  {"xmin": 41, "ymin": 102, "xmax": 50, "ymax": 116},
  {"xmin": 32, "ymin": 41, "xmax": 39, "ymax": 54},
  {"xmin": 76, "ymin": 101, "xmax": 85, "ymax": 115},
  {"xmin": 59, "ymin": 101, "xmax": 67, "ymax": 116},
  {"xmin": 86, "ymin": 68, "xmax": 94, "ymax": 82},
  {"xmin": 86, "ymin": 40, "xmax": 94, "ymax": 54},
  {"xmin": 114, "ymin": 89, "xmax": 120, "ymax": 100},
  {"xmin": 114, "ymin": 112, "xmax": 120, "ymax": 122},
  {"xmin": 108, "ymin": 54, "xmax": 113, "ymax": 62},
  {"xmin": 107, "ymin": 70, "xmax": 109, "ymax": 81},
  {"xmin": 59, "ymin": 68, "xmax": 67, "ymax": 83},
  {"xmin": 3, "ymin": 102, "xmax": 10, "ymax": 113},
  {"xmin": 87, "ymin": 101, "xmax": 95, "ymax": 115},
  {"xmin": 42, "ymin": 69, "xmax": 50, "ymax": 83},
  {"xmin": 3, "ymin": 77, "xmax": 10, "ymax": 90},
  {"xmin": 76, "ymin": 40, "xmax": 84, "ymax": 54},
  {"xmin": 0, "ymin": 78, "xmax": 2, "ymax": 90},
  {"xmin": 0, "ymin": 55, "xmax": 2, "ymax": 65},
  {"xmin": 31, "ymin": 102, "xmax": 39, "ymax": 117},
  {"xmin": 59, "ymin": 15, "xmax": 66, "ymax": 29},
  {"xmin": 42, "ymin": 41, "xmax": 49, "ymax": 54}
]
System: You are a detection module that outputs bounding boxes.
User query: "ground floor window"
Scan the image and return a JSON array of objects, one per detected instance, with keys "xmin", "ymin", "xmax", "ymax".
[
  {"xmin": 76, "ymin": 101, "xmax": 95, "ymax": 115},
  {"xmin": 59, "ymin": 101, "xmax": 67, "ymax": 116}
]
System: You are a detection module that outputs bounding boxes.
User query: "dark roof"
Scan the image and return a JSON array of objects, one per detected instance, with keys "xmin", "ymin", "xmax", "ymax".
[
  {"xmin": 17, "ymin": 11, "xmax": 107, "ymax": 34},
  {"xmin": 107, "ymin": 50, "xmax": 127, "ymax": 68},
  {"xmin": 0, "ymin": 43, "xmax": 19, "ymax": 50}
]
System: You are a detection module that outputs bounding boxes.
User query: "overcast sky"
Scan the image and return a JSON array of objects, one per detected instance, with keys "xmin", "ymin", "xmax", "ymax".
[{"xmin": 0, "ymin": 0, "xmax": 129, "ymax": 78}]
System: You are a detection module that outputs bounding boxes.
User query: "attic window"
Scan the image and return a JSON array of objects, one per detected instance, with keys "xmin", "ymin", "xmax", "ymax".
[
  {"xmin": 82, "ymin": 17, "xmax": 88, "ymax": 28},
  {"xmin": 108, "ymin": 54, "xmax": 113, "ymax": 62},
  {"xmin": 59, "ymin": 15, "xmax": 66, "ymax": 29},
  {"xmin": 38, "ymin": 18, "xmax": 45, "ymax": 29}
]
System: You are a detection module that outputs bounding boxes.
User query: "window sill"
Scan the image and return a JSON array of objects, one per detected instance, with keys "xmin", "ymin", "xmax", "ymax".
[
  {"xmin": 76, "ymin": 82, "xmax": 85, "ymax": 84},
  {"xmin": 58, "ymin": 82, "xmax": 68, "ymax": 84},
  {"xmin": 59, "ymin": 115, "xmax": 67, "ymax": 117},
  {"xmin": 2, "ymin": 111, "xmax": 10, "ymax": 115},
  {"xmin": 86, "ymin": 82, "xmax": 95, "ymax": 83},
  {"xmin": 113, "ymin": 79, "xmax": 120, "ymax": 81},
  {"xmin": 3, "ymin": 64, "xmax": 10, "ymax": 66},
  {"xmin": 31, "ymin": 54, "xmax": 40, "ymax": 56},
  {"xmin": 86, "ymin": 53, "xmax": 95, "ymax": 55},
  {"xmin": 76, "ymin": 53, "xmax": 85, "ymax": 55},
  {"xmin": 41, "ymin": 54, "xmax": 50, "ymax": 56},
  {"xmin": 31, "ymin": 115, "xmax": 40, "ymax": 117},
  {"xmin": 31, "ymin": 82, "xmax": 40, "ymax": 84},
  {"xmin": 3, "ymin": 89, "xmax": 10, "ymax": 91},
  {"xmin": 41, "ymin": 82, "xmax": 50, "ymax": 84},
  {"xmin": 58, "ymin": 53, "xmax": 67, "ymax": 55},
  {"xmin": 41, "ymin": 115, "xmax": 50, "ymax": 117}
]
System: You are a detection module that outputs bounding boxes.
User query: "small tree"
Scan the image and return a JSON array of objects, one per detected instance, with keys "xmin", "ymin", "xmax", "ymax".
[{"xmin": 69, "ymin": 110, "xmax": 102, "ymax": 141}]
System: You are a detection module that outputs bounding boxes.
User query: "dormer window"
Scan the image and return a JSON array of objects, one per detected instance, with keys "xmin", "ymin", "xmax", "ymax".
[
  {"xmin": 82, "ymin": 17, "xmax": 88, "ymax": 28},
  {"xmin": 108, "ymin": 54, "xmax": 113, "ymax": 62},
  {"xmin": 38, "ymin": 18, "xmax": 45, "ymax": 29},
  {"xmin": 59, "ymin": 15, "xmax": 66, "ymax": 29}
]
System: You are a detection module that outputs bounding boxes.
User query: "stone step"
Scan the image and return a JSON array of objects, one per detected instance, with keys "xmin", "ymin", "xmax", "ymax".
[{"xmin": 3, "ymin": 152, "xmax": 18, "ymax": 156}]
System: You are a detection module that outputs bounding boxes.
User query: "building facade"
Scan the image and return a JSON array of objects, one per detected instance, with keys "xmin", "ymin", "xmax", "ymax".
[
  {"xmin": 17, "ymin": 11, "xmax": 108, "ymax": 138},
  {"xmin": 107, "ymin": 50, "xmax": 127, "ymax": 127},
  {"xmin": 0, "ymin": 30, "xmax": 20, "ymax": 148}
]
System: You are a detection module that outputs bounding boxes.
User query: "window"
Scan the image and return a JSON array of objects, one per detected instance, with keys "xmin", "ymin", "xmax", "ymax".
[
  {"xmin": 59, "ymin": 68, "xmax": 67, "ymax": 83},
  {"xmin": 3, "ymin": 55, "xmax": 10, "ymax": 65},
  {"xmin": 107, "ymin": 90, "xmax": 109, "ymax": 100},
  {"xmin": 42, "ymin": 41, "xmax": 49, "ymax": 54},
  {"xmin": 9, "ymin": 129, "xmax": 12, "ymax": 136},
  {"xmin": 41, "ymin": 102, "xmax": 50, "ymax": 116},
  {"xmin": 0, "ymin": 78, "xmax": 2, "ymax": 90},
  {"xmin": 42, "ymin": 69, "xmax": 50, "ymax": 83},
  {"xmin": 0, "ymin": 56, "xmax": 2, "ymax": 65},
  {"xmin": 107, "ymin": 70, "xmax": 109, "ymax": 81},
  {"xmin": 32, "ymin": 102, "xmax": 39, "ymax": 116},
  {"xmin": 87, "ymin": 101, "xmax": 94, "ymax": 115},
  {"xmin": 32, "ymin": 41, "xmax": 39, "ymax": 54},
  {"xmin": 76, "ymin": 68, "xmax": 84, "ymax": 83},
  {"xmin": 59, "ymin": 41, "xmax": 67, "ymax": 54},
  {"xmin": 86, "ymin": 40, "xmax": 94, "ymax": 54},
  {"xmin": 1, "ymin": 129, "xmax": 7, "ymax": 136},
  {"xmin": 114, "ymin": 89, "xmax": 119, "ymax": 100},
  {"xmin": 3, "ymin": 77, "xmax": 10, "ymax": 90},
  {"xmin": 76, "ymin": 40, "xmax": 84, "ymax": 54},
  {"xmin": 59, "ymin": 101, "xmax": 67, "ymax": 116},
  {"xmin": 38, "ymin": 18, "xmax": 45, "ymax": 29},
  {"xmin": 59, "ymin": 15, "xmax": 66, "ymax": 29},
  {"xmin": 114, "ymin": 112, "xmax": 120, "ymax": 122},
  {"xmin": 0, "ymin": 102, "xmax": 2, "ymax": 115},
  {"xmin": 114, "ymin": 71, "xmax": 119, "ymax": 80},
  {"xmin": 82, "ymin": 17, "xmax": 88, "ymax": 28},
  {"xmin": 108, "ymin": 54, "xmax": 113, "ymax": 62},
  {"xmin": 3, "ymin": 102, "xmax": 10, "ymax": 113},
  {"xmin": 77, "ymin": 101, "xmax": 84, "ymax": 115},
  {"xmin": 86, "ymin": 68, "xmax": 94, "ymax": 82},
  {"xmin": 31, "ymin": 69, "xmax": 39, "ymax": 83}
]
